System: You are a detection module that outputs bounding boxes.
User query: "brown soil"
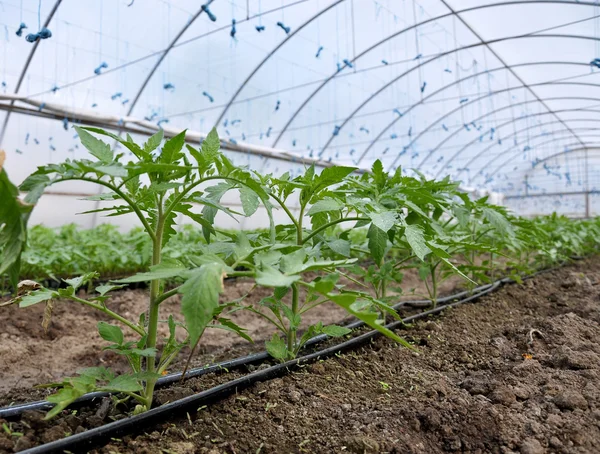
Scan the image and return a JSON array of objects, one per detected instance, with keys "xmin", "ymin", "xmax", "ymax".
[
  {"xmin": 0, "ymin": 268, "xmax": 453, "ymax": 396},
  {"xmin": 0, "ymin": 259, "xmax": 599, "ymax": 452}
]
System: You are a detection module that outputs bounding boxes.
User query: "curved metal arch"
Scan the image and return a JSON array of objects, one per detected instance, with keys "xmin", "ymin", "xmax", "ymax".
[
  {"xmin": 526, "ymin": 147, "xmax": 598, "ymax": 173},
  {"xmin": 410, "ymin": 95, "xmax": 600, "ymax": 176},
  {"xmin": 472, "ymin": 131, "xmax": 600, "ymax": 184},
  {"xmin": 312, "ymin": 34, "xmax": 600, "ymax": 159},
  {"xmin": 360, "ymin": 63, "xmax": 595, "ymax": 165},
  {"xmin": 212, "ymin": 0, "xmax": 345, "ymax": 128},
  {"xmin": 124, "ymin": 3, "xmax": 211, "ymax": 119},
  {"xmin": 392, "ymin": 80, "xmax": 600, "ymax": 172},
  {"xmin": 487, "ymin": 137, "xmax": 600, "ymax": 184},
  {"xmin": 270, "ymin": 0, "xmax": 599, "ymax": 148},
  {"xmin": 499, "ymin": 141, "xmax": 600, "ymax": 186},
  {"xmin": 0, "ymin": 0, "xmax": 63, "ymax": 146},
  {"xmin": 459, "ymin": 119, "xmax": 600, "ymax": 181},
  {"xmin": 443, "ymin": 92, "xmax": 600, "ymax": 179}
]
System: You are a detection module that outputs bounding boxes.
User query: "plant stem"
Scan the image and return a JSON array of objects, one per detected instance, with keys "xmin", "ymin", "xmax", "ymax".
[
  {"xmin": 67, "ymin": 295, "xmax": 144, "ymax": 336},
  {"xmin": 301, "ymin": 217, "xmax": 369, "ymax": 244},
  {"xmin": 144, "ymin": 202, "xmax": 164, "ymax": 408},
  {"xmin": 154, "ymin": 286, "xmax": 180, "ymax": 306},
  {"xmin": 430, "ymin": 262, "xmax": 438, "ymax": 308},
  {"xmin": 288, "ymin": 283, "xmax": 299, "ymax": 356}
]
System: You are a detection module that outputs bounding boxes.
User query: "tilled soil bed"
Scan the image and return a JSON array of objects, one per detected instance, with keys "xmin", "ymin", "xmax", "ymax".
[{"xmin": 1, "ymin": 258, "xmax": 600, "ymax": 453}]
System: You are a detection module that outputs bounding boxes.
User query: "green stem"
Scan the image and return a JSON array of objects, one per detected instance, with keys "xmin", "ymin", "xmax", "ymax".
[
  {"xmin": 144, "ymin": 201, "xmax": 165, "ymax": 408},
  {"xmin": 154, "ymin": 286, "xmax": 180, "ymax": 306},
  {"xmin": 430, "ymin": 262, "xmax": 439, "ymax": 308},
  {"xmin": 288, "ymin": 284, "xmax": 299, "ymax": 356},
  {"xmin": 301, "ymin": 217, "xmax": 369, "ymax": 245},
  {"xmin": 270, "ymin": 194, "xmax": 300, "ymax": 231},
  {"xmin": 67, "ymin": 295, "xmax": 144, "ymax": 336}
]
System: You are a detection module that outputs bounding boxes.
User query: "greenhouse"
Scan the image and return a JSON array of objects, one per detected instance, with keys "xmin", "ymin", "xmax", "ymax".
[{"xmin": 1, "ymin": 0, "xmax": 600, "ymax": 452}]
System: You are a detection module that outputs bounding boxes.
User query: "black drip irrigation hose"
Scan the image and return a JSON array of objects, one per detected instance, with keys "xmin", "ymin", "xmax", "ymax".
[
  {"xmin": 16, "ymin": 280, "xmax": 505, "ymax": 454},
  {"xmin": 0, "ymin": 282, "xmax": 494, "ymax": 419}
]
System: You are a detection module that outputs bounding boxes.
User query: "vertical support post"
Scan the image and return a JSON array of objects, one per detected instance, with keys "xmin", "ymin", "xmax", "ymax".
[{"xmin": 584, "ymin": 148, "xmax": 590, "ymax": 218}]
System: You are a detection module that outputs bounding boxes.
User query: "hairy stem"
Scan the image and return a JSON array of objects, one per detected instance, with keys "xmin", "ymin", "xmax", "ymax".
[
  {"xmin": 301, "ymin": 217, "xmax": 369, "ymax": 245},
  {"xmin": 144, "ymin": 201, "xmax": 164, "ymax": 408},
  {"xmin": 67, "ymin": 295, "xmax": 144, "ymax": 336}
]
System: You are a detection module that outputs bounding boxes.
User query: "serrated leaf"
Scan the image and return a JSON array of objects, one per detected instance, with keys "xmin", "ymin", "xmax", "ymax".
[
  {"xmin": 404, "ymin": 224, "xmax": 430, "ymax": 260},
  {"xmin": 95, "ymin": 164, "xmax": 128, "ymax": 177},
  {"xmin": 214, "ymin": 318, "xmax": 253, "ymax": 343},
  {"xmin": 98, "ymin": 322, "xmax": 124, "ymax": 345},
  {"xmin": 0, "ymin": 163, "xmax": 33, "ymax": 288},
  {"xmin": 179, "ymin": 263, "xmax": 226, "ymax": 346},
  {"xmin": 113, "ymin": 262, "xmax": 186, "ymax": 283},
  {"xmin": 307, "ymin": 198, "xmax": 343, "ymax": 215},
  {"xmin": 19, "ymin": 289, "xmax": 56, "ymax": 308},
  {"xmin": 321, "ymin": 324, "xmax": 352, "ymax": 337},
  {"xmin": 144, "ymin": 129, "xmax": 164, "ymax": 154},
  {"xmin": 369, "ymin": 211, "xmax": 397, "ymax": 232},
  {"xmin": 280, "ymin": 249, "xmax": 307, "ymax": 274},
  {"xmin": 482, "ymin": 207, "xmax": 514, "ymax": 237},
  {"xmin": 201, "ymin": 128, "xmax": 221, "ymax": 163},
  {"xmin": 95, "ymin": 284, "xmax": 126, "ymax": 296},
  {"xmin": 256, "ymin": 265, "xmax": 300, "ymax": 288},
  {"xmin": 265, "ymin": 333, "xmax": 288, "ymax": 360},
  {"xmin": 64, "ymin": 272, "xmax": 98, "ymax": 291},
  {"xmin": 160, "ymin": 130, "xmax": 186, "ymax": 164},
  {"xmin": 239, "ymin": 186, "xmax": 260, "ymax": 216},
  {"xmin": 99, "ymin": 374, "xmax": 143, "ymax": 393},
  {"xmin": 327, "ymin": 239, "xmax": 351, "ymax": 257},
  {"xmin": 75, "ymin": 126, "xmax": 113, "ymax": 163},
  {"xmin": 367, "ymin": 224, "xmax": 387, "ymax": 265}
]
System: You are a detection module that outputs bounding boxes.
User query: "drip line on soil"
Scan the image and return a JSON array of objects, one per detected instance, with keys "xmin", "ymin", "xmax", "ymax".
[{"xmin": 12, "ymin": 276, "xmax": 520, "ymax": 454}]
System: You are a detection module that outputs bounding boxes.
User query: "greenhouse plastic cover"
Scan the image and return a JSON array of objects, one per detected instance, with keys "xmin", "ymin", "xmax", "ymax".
[{"xmin": 1, "ymin": 0, "xmax": 599, "ymax": 229}]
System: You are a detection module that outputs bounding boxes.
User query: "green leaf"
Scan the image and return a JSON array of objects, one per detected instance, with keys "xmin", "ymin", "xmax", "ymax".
[
  {"xmin": 144, "ymin": 129, "xmax": 164, "ymax": 154},
  {"xmin": 45, "ymin": 387, "xmax": 88, "ymax": 419},
  {"xmin": 99, "ymin": 374, "xmax": 143, "ymax": 393},
  {"xmin": 160, "ymin": 130, "xmax": 186, "ymax": 164},
  {"xmin": 113, "ymin": 262, "xmax": 186, "ymax": 283},
  {"xmin": 179, "ymin": 263, "xmax": 226, "ymax": 346},
  {"xmin": 201, "ymin": 128, "xmax": 221, "ymax": 163},
  {"xmin": 482, "ymin": 207, "xmax": 514, "ymax": 237},
  {"xmin": 0, "ymin": 162, "xmax": 33, "ymax": 287},
  {"xmin": 265, "ymin": 333, "xmax": 288, "ymax": 361},
  {"xmin": 19, "ymin": 289, "xmax": 56, "ymax": 308},
  {"xmin": 321, "ymin": 324, "xmax": 352, "ymax": 337},
  {"xmin": 327, "ymin": 239, "xmax": 351, "ymax": 257},
  {"xmin": 74, "ymin": 126, "xmax": 113, "ymax": 163},
  {"xmin": 214, "ymin": 318, "xmax": 253, "ymax": 343},
  {"xmin": 280, "ymin": 249, "xmax": 307, "ymax": 274},
  {"xmin": 326, "ymin": 293, "xmax": 415, "ymax": 350},
  {"xmin": 367, "ymin": 224, "xmax": 387, "ymax": 265},
  {"xmin": 307, "ymin": 198, "xmax": 343, "ymax": 215},
  {"xmin": 98, "ymin": 322, "xmax": 124, "ymax": 345},
  {"xmin": 64, "ymin": 272, "xmax": 99, "ymax": 291},
  {"xmin": 314, "ymin": 166, "xmax": 356, "ymax": 192},
  {"xmin": 94, "ymin": 164, "xmax": 128, "ymax": 177},
  {"xmin": 81, "ymin": 127, "xmax": 144, "ymax": 159},
  {"xmin": 256, "ymin": 265, "xmax": 300, "ymax": 288},
  {"xmin": 95, "ymin": 284, "xmax": 126, "ymax": 296},
  {"xmin": 372, "ymin": 159, "xmax": 386, "ymax": 187},
  {"xmin": 369, "ymin": 211, "xmax": 397, "ymax": 232},
  {"xmin": 239, "ymin": 186, "xmax": 260, "ymax": 216},
  {"xmin": 404, "ymin": 224, "xmax": 430, "ymax": 261}
]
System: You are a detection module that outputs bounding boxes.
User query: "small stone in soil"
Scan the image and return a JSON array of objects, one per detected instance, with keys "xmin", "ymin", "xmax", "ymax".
[{"xmin": 553, "ymin": 390, "xmax": 588, "ymax": 411}]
